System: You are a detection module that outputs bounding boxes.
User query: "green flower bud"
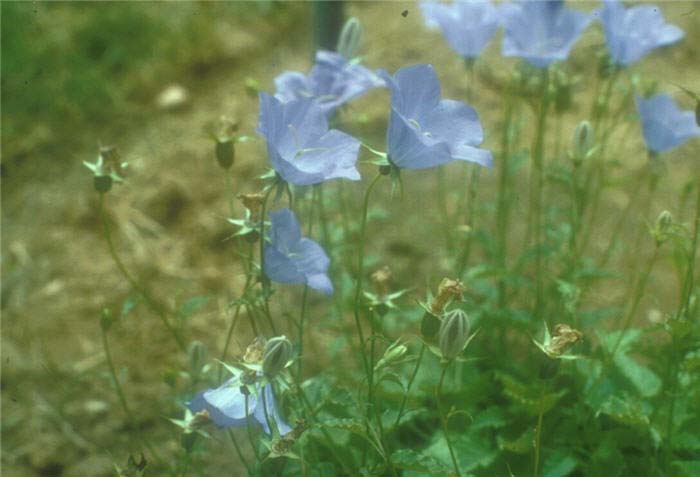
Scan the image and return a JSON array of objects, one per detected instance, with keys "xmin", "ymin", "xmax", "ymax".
[
  {"xmin": 263, "ymin": 336, "xmax": 293, "ymax": 377},
  {"xmin": 94, "ymin": 174, "xmax": 113, "ymax": 194},
  {"xmin": 653, "ymin": 210, "xmax": 673, "ymax": 245},
  {"xmin": 215, "ymin": 138, "xmax": 235, "ymax": 169},
  {"xmin": 337, "ymin": 17, "xmax": 363, "ymax": 59},
  {"xmin": 438, "ymin": 309, "xmax": 470, "ymax": 360},
  {"xmin": 374, "ymin": 340, "xmax": 407, "ymax": 371}
]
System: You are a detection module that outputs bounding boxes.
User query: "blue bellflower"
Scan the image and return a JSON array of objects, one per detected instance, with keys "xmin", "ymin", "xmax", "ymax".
[
  {"xmin": 274, "ymin": 50, "xmax": 385, "ymax": 116},
  {"xmin": 420, "ymin": 0, "xmax": 500, "ymax": 59},
  {"xmin": 598, "ymin": 0, "xmax": 684, "ymax": 67},
  {"xmin": 501, "ymin": 0, "xmax": 592, "ymax": 68},
  {"xmin": 378, "ymin": 64, "xmax": 493, "ymax": 169},
  {"xmin": 188, "ymin": 377, "xmax": 292, "ymax": 436},
  {"xmin": 264, "ymin": 208, "xmax": 333, "ymax": 295},
  {"xmin": 257, "ymin": 93, "xmax": 361, "ymax": 186},
  {"xmin": 635, "ymin": 94, "xmax": 700, "ymax": 154}
]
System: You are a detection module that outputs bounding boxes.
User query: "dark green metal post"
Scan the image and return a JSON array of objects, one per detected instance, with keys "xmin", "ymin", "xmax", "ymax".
[{"xmin": 312, "ymin": 1, "xmax": 344, "ymax": 52}]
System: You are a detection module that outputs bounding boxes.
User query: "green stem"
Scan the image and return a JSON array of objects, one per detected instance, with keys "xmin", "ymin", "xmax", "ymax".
[
  {"xmin": 608, "ymin": 245, "xmax": 661, "ymax": 361},
  {"xmin": 530, "ymin": 70, "xmax": 551, "ymax": 322},
  {"xmin": 258, "ymin": 186, "xmax": 278, "ymax": 336},
  {"xmin": 680, "ymin": 180, "xmax": 700, "ymax": 311},
  {"xmin": 244, "ymin": 393, "xmax": 261, "ymax": 462},
  {"xmin": 533, "ymin": 383, "xmax": 546, "ymax": 477},
  {"xmin": 353, "ymin": 174, "xmax": 383, "ymax": 387},
  {"xmin": 436, "ymin": 361, "xmax": 460, "ymax": 477},
  {"xmin": 297, "ymin": 285, "xmax": 309, "ymax": 379},
  {"xmin": 394, "ymin": 343, "xmax": 426, "ymax": 429},
  {"xmin": 98, "ymin": 194, "xmax": 186, "ymax": 352},
  {"xmin": 457, "ymin": 166, "xmax": 481, "ymax": 276},
  {"xmin": 101, "ymin": 323, "xmax": 166, "ymax": 468},
  {"xmin": 227, "ymin": 429, "xmax": 252, "ymax": 476},
  {"xmin": 437, "ymin": 167, "xmax": 454, "ymax": 252}
]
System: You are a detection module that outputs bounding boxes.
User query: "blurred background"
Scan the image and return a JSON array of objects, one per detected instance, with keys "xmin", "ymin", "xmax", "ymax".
[{"xmin": 2, "ymin": 1, "xmax": 699, "ymax": 476}]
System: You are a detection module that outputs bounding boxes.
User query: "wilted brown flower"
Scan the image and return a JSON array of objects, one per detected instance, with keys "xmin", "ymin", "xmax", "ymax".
[
  {"xmin": 238, "ymin": 193, "xmax": 265, "ymax": 221},
  {"xmin": 545, "ymin": 324, "xmax": 583, "ymax": 357},
  {"xmin": 243, "ymin": 336, "xmax": 266, "ymax": 364},
  {"xmin": 430, "ymin": 278, "xmax": 465, "ymax": 314},
  {"xmin": 371, "ymin": 266, "xmax": 392, "ymax": 295}
]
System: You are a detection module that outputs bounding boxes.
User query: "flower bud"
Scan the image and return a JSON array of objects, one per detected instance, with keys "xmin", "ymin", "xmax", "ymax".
[
  {"xmin": 421, "ymin": 310, "xmax": 441, "ymax": 342},
  {"xmin": 215, "ymin": 138, "xmax": 235, "ymax": 169},
  {"xmin": 653, "ymin": 210, "xmax": 673, "ymax": 245},
  {"xmin": 438, "ymin": 309, "xmax": 470, "ymax": 360},
  {"xmin": 374, "ymin": 340, "xmax": 407, "ymax": 371},
  {"xmin": 263, "ymin": 336, "xmax": 293, "ymax": 377},
  {"xmin": 337, "ymin": 17, "xmax": 363, "ymax": 59},
  {"xmin": 572, "ymin": 121, "xmax": 594, "ymax": 164},
  {"xmin": 94, "ymin": 174, "xmax": 113, "ymax": 194},
  {"xmin": 100, "ymin": 308, "xmax": 113, "ymax": 332}
]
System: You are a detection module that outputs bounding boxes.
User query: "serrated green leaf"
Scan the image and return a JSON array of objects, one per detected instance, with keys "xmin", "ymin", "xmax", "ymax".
[
  {"xmin": 323, "ymin": 418, "xmax": 365, "ymax": 436},
  {"xmin": 391, "ymin": 449, "xmax": 451, "ymax": 476},
  {"xmin": 597, "ymin": 395, "xmax": 650, "ymax": 428}
]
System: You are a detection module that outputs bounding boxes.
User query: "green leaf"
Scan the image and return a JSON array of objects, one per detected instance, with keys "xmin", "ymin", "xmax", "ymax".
[
  {"xmin": 391, "ymin": 449, "xmax": 451, "ymax": 476},
  {"xmin": 178, "ymin": 295, "xmax": 211, "ymax": 320},
  {"xmin": 543, "ymin": 450, "xmax": 577, "ymax": 477},
  {"xmin": 597, "ymin": 395, "xmax": 650, "ymax": 428},
  {"xmin": 672, "ymin": 460, "xmax": 700, "ymax": 477},
  {"xmin": 613, "ymin": 352, "xmax": 661, "ymax": 397},
  {"xmin": 471, "ymin": 406, "xmax": 507, "ymax": 431},
  {"xmin": 323, "ymin": 418, "xmax": 365, "ymax": 436}
]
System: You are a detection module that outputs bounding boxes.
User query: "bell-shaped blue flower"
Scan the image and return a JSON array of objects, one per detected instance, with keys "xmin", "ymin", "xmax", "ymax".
[
  {"xmin": 379, "ymin": 64, "xmax": 493, "ymax": 169},
  {"xmin": 188, "ymin": 378, "xmax": 292, "ymax": 436},
  {"xmin": 264, "ymin": 208, "xmax": 333, "ymax": 295},
  {"xmin": 501, "ymin": 0, "xmax": 592, "ymax": 68},
  {"xmin": 420, "ymin": 0, "xmax": 500, "ymax": 59},
  {"xmin": 598, "ymin": 0, "xmax": 684, "ymax": 67},
  {"xmin": 257, "ymin": 93, "xmax": 361, "ymax": 186},
  {"xmin": 274, "ymin": 50, "xmax": 385, "ymax": 116},
  {"xmin": 635, "ymin": 94, "xmax": 700, "ymax": 154}
]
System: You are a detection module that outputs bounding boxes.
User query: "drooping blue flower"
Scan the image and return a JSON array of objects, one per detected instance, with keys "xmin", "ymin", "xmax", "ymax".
[
  {"xmin": 635, "ymin": 94, "xmax": 700, "ymax": 154},
  {"xmin": 419, "ymin": 0, "xmax": 500, "ymax": 59},
  {"xmin": 274, "ymin": 50, "xmax": 385, "ymax": 116},
  {"xmin": 500, "ymin": 0, "xmax": 592, "ymax": 68},
  {"xmin": 378, "ymin": 64, "xmax": 493, "ymax": 169},
  {"xmin": 264, "ymin": 208, "xmax": 333, "ymax": 295},
  {"xmin": 188, "ymin": 378, "xmax": 292, "ymax": 436},
  {"xmin": 598, "ymin": 0, "xmax": 684, "ymax": 67},
  {"xmin": 257, "ymin": 93, "xmax": 361, "ymax": 186}
]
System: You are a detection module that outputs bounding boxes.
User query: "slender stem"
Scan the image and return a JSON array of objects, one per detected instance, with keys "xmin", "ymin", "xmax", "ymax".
[
  {"xmin": 437, "ymin": 167, "xmax": 454, "ymax": 252},
  {"xmin": 457, "ymin": 166, "xmax": 481, "ymax": 276},
  {"xmin": 101, "ymin": 324, "xmax": 166, "ymax": 467},
  {"xmin": 608, "ymin": 245, "xmax": 661, "ymax": 361},
  {"xmin": 530, "ymin": 70, "xmax": 551, "ymax": 322},
  {"xmin": 353, "ymin": 174, "xmax": 383, "ymax": 384},
  {"xmin": 297, "ymin": 285, "xmax": 309, "ymax": 379},
  {"xmin": 258, "ymin": 186, "xmax": 277, "ymax": 336},
  {"xmin": 680, "ymin": 180, "xmax": 700, "ymax": 311},
  {"xmin": 497, "ymin": 78, "xmax": 516, "ymax": 310},
  {"xmin": 436, "ymin": 361, "xmax": 460, "ymax": 477},
  {"xmin": 394, "ymin": 342, "xmax": 426, "ymax": 429},
  {"xmin": 285, "ymin": 375, "xmax": 353, "ymax": 474},
  {"xmin": 663, "ymin": 336, "xmax": 679, "ymax": 474},
  {"xmin": 224, "ymin": 173, "xmax": 236, "ymax": 218},
  {"xmin": 244, "ymin": 393, "xmax": 261, "ymax": 462},
  {"xmin": 227, "ymin": 429, "xmax": 252, "ymax": 476},
  {"xmin": 533, "ymin": 383, "xmax": 546, "ymax": 477},
  {"xmin": 98, "ymin": 194, "xmax": 186, "ymax": 351}
]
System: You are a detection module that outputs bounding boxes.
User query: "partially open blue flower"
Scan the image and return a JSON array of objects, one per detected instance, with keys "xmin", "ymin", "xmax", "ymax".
[
  {"xmin": 420, "ymin": 0, "xmax": 500, "ymax": 59},
  {"xmin": 635, "ymin": 94, "xmax": 700, "ymax": 154},
  {"xmin": 264, "ymin": 208, "xmax": 333, "ymax": 295},
  {"xmin": 188, "ymin": 378, "xmax": 292, "ymax": 436},
  {"xmin": 598, "ymin": 0, "xmax": 684, "ymax": 67},
  {"xmin": 378, "ymin": 64, "xmax": 492, "ymax": 169},
  {"xmin": 501, "ymin": 0, "xmax": 592, "ymax": 68},
  {"xmin": 257, "ymin": 93, "xmax": 361, "ymax": 186},
  {"xmin": 274, "ymin": 50, "xmax": 385, "ymax": 116}
]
